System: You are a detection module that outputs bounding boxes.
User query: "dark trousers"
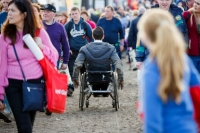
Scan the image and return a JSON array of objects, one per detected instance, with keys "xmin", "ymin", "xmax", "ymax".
[
  {"xmin": 68, "ymin": 50, "xmax": 85, "ymax": 79},
  {"xmin": 5, "ymin": 78, "xmax": 39, "ymax": 133}
]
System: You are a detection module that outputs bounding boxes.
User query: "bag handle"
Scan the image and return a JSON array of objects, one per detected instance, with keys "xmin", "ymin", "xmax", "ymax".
[{"xmin": 13, "ymin": 45, "xmax": 26, "ymax": 81}]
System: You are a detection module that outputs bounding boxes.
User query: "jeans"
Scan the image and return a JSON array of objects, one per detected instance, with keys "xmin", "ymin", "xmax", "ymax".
[
  {"xmin": 68, "ymin": 50, "xmax": 85, "ymax": 78},
  {"xmin": 5, "ymin": 78, "xmax": 38, "ymax": 133},
  {"xmin": 189, "ymin": 56, "xmax": 200, "ymax": 74}
]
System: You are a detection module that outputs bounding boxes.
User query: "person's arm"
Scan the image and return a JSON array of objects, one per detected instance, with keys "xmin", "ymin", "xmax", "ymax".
[
  {"xmin": 0, "ymin": 35, "xmax": 8, "ymax": 101},
  {"xmin": 72, "ymin": 49, "xmax": 85, "ymax": 80},
  {"xmin": 86, "ymin": 23, "xmax": 94, "ymax": 42},
  {"xmin": 60, "ymin": 26, "xmax": 70, "ymax": 65},
  {"xmin": 39, "ymin": 28, "xmax": 59, "ymax": 66},
  {"xmin": 141, "ymin": 64, "xmax": 163, "ymax": 133},
  {"xmin": 118, "ymin": 20, "xmax": 125, "ymax": 45}
]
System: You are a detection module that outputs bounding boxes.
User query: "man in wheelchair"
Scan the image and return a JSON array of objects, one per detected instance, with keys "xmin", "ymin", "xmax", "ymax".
[{"xmin": 72, "ymin": 26, "xmax": 124, "ymax": 97}]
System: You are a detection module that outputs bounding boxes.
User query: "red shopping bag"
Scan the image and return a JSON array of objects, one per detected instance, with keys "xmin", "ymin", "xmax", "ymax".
[
  {"xmin": 39, "ymin": 56, "xmax": 68, "ymax": 114},
  {"xmin": 190, "ymin": 86, "xmax": 200, "ymax": 133}
]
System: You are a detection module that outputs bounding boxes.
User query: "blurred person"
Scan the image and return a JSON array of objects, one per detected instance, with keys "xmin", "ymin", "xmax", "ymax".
[
  {"xmin": 183, "ymin": 2, "xmax": 200, "ymax": 126},
  {"xmin": 60, "ymin": 11, "xmax": 68, "ymax": 25},
  {"xmin": 0, "ymin": 3, "xmax": 3, "ymax": 12},
  {"xmin": 81, "ymin": 6, "xmax": 86, "ymax": 11},
  {"xmin": 0, "ymin": 0, "xmax": 10, "ymax": 32},
  {"xmin": 187, "ymin": 0, "xmax": 195, "ymax": 9},
  {"xmin": 97, "ymin": 6, "xmax": 124, "ymax": 59},
  {"xmin": 128, "ymin": 7, "xmax": 147, "ymax": 72},
  {"xmin": 138, "ymin": 9, "xmax": 199, "ymax": 133},
  {"xmin": 183, "ymin": 0, "xmax": 200, "ymax": 73},
  {"xmin": 88, "ymin": 8, "xmax": 99, "ymax": 23},
  {"xmin": 0, "ymin": 0, "xmax": 12, "ymax": 124},
  {"xmin": 81, "ymin": 10, "xmax": 96, "ymax": 29},
  {"xmin": 32, "ymin": 3, "xmax": 43, "ymax": 27},
  {"xmin": 152, "ymin": 0, "xmax": 189, "ymax": 44},
  {"xmin": 54, "ymin": 13, "xmax": 61, "ymax": 22},
  {"xmin": 130, "ymin": 10, "xmax": 139, "ymax": 21},
  {"xmin": 0, "ymin": 0, "xmax": 58, "ymax": 132},
  {"xmin": 117, "ymin": 5, "xmax": 131, "ymax": 28},
  {"xmin": 64, "ymin": 7, "xmax": 93, "ymax": 96}
]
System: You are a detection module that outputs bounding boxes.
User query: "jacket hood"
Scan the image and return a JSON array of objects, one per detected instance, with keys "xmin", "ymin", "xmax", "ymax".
[{"xmin": 86, "ymin": 42, "xmax": 111, "ymax": 58}]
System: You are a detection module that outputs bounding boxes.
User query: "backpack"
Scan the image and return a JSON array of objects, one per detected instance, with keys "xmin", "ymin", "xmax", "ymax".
[{"xmin": 67, "ymin": 21, "xmax": 88, "ymax": 39}]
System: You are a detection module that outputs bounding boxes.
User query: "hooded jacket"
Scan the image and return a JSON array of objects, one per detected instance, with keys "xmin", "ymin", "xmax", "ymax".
[
  {"xmin": 152, "ymin": 4, "xmax": 189, "ymax": 44},
  {"xmin": 64, "ymin": 17, "xmax": 94, "ymax": 51},
  {"xmin": 73, "ymin": 41, "xmax": 123, "ymax": 81}
]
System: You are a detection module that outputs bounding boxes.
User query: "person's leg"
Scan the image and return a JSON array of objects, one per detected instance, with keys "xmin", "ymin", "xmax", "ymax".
[
  {"xmin": 5, "ymin": 79, "xmax": 33, "ymax": 133},
  {"xmin": 67, "ymin": 51, "xmax": 79, "ymax": 95},
  {"xmin": 29, "ymin": 111, "xmax": 36, "ymax": 126}
]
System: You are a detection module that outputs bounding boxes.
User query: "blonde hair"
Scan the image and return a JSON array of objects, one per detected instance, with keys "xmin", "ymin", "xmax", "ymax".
[
  {"xmin": 188, "ymin": 8, "xmax": 199, "ymax": 26},
  {"xmin": 138, "ymin": 9, "xmax": 185, "ymax": 103}
]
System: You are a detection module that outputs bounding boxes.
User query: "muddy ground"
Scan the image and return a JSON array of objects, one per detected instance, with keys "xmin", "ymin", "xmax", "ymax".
[{"xmin": 0, "ymin": 54, "xmax": 143, "ymax": 133}]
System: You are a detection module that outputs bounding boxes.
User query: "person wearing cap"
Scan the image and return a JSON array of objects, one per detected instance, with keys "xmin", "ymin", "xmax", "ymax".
[
  {"xmin": 41, "ymin": 4, "xmax": 70, "ymax": 70},
  {"xmin": 64, "ymin": 7, "xmax": 93, "ymax": 96}
]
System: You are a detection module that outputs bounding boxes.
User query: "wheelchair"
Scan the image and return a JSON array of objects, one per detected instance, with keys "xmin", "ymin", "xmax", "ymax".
[{"xmin": 79, "ymin": 62, "xmax": 119, "ymax": 111}]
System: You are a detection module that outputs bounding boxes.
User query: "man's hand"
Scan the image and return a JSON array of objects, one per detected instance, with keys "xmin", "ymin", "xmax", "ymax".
[
  {"xmin": 70, "ymin": 50, "xmax": 73, "ymax": 55},
  {"xmin": 34, "ymin": 37, "xmax": 43, "ymax": 50},
  {"xmin": 0, "ymin": 101, "xmax": 5, "ymax": 112},
  {"xmin": 60, "ymin": 63, "xmax": 68, "ymax": 70},
  {"xmin": 136, "ymin": 62, "xmax": 143, "ymax": 70},
  {"xmin": 73, "ymin": 79, "xmax": 79, "ymax": 88},
  {"xmin": 120, "ymin": 45, "xmax": 124, "ymax": 52},
  {"xmin": 118, "ymin": 80, "xmax": 124, "ymax": 90}
]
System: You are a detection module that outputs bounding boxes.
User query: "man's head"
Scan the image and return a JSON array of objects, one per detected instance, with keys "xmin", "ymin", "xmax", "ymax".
[
  {"xmin": 117, "ymin": 5, "xmax": 124, "ymax": 14},
  {"xmin": 2, "ymin": 0, "xmax": 11, "ymax": 12},
  {"xmin": 92, "ymin": 26, "xmax": 104, "ymax": 40},
  {"xmin": 41, "ymin": 4, "xmax": 56, "ymax": 22},
  {"xmin": 104, "ymin": 6, "xmax": 114, "ymax": 19},
  {"xmin": 187, "ymin": 0, "xmax": 195, "ymax": 9},
  {"xmin": 70, "ymin": 7, "xmax": 81, "ymax": 22},
  {"xmin": 138, "ymin": 6, "xmax": 146, "ymax": 15},
  {"xmin": 81, "ymin": 10, "xmax": 90, "ymax": 22},
  {"xmin": 157, "ymin": 0, "xmax": 172, "ymax": 10}
]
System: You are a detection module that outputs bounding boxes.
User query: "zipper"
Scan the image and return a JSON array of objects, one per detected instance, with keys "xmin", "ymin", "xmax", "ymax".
[{"xmin": 27, "ymin": 87, "xmax": 43, "ymax": 92}]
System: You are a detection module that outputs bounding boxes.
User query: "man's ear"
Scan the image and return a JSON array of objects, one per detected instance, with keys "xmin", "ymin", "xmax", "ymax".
[{"xmin": 102, "ymin": 35, "xmax": 104, "ymax": 40}]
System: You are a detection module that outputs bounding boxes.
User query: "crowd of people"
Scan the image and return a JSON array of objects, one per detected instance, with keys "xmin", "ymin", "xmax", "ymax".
[{"xmin": 0, "ymin": 0, "xmax": 200, "ymax": 132}]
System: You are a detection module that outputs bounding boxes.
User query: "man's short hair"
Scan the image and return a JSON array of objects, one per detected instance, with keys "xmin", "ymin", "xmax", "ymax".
[
  {"xmin": 105, "ymin": 6, "xmax": 114, "ymax": 12},
  {"xmin": 93, "ymin": 26, "xmax": 104, "ymax": 40},
  {"xmin": 71, "ymin": 7, "xmax": 80, "ymax": 12}
]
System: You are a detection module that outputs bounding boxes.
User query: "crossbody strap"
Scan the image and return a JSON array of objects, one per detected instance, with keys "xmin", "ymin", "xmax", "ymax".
[{"xmin": 13, "ymin": 45, "xmax": 26, "ymax": 81}]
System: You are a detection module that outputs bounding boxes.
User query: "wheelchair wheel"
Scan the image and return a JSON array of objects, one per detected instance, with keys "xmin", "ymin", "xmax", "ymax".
[
  {"xmin": 113, "ymin": 73, "xmax": 119, "ymax": 111},
  {"xmin": 79, "ymin": 73, "xmax": 86, "ymax": 111}
]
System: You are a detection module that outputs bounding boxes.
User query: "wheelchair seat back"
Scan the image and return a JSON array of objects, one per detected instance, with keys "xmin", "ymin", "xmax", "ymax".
[{"xmin": 86, "ymin": 62, "xmax": 112, "ymax": 83}]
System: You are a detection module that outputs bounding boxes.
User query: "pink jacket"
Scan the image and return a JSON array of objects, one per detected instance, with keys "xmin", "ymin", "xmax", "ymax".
[{"xmin": 0, "ymin": 28, "xmax": 58, "ymax": 100}]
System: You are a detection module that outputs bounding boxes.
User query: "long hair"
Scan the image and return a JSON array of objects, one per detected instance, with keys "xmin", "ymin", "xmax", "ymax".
[
  {"xmin": 138, "ymin": 9, "xmax": 186, "ymax": 103},
  {"xmin": 2, "ymin": 0, "xmax": 39, "ymax": 48},
  {"xmin": 188, "ymin": 8, "xmax": 199, "ymax": 26}
]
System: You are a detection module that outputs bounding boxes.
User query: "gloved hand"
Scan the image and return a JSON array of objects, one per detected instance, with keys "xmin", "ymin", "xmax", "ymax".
[
  {"xmin": 118, "ymin": 80, "xmax": 124, "ymax": 90},
  {"xmin": 73, "ymin": 79, "xmax": 79, "ymax": 88}
]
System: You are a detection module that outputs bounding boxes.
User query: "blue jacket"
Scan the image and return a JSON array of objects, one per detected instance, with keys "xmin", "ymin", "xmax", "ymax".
[
  {"xmin": 141, "ymin": 55, "xmax": 199, "ymax": 133},
  {"xmin": 0, "ymin": 12, "xmax": 8, "ymax": 32},
  {"xmin": 152, "ymin": 4, "xmax": 189, "ymax": 44},
  {"xmin": 64, "ymin": 17, "xmax": 94, "ymax": 51}
]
